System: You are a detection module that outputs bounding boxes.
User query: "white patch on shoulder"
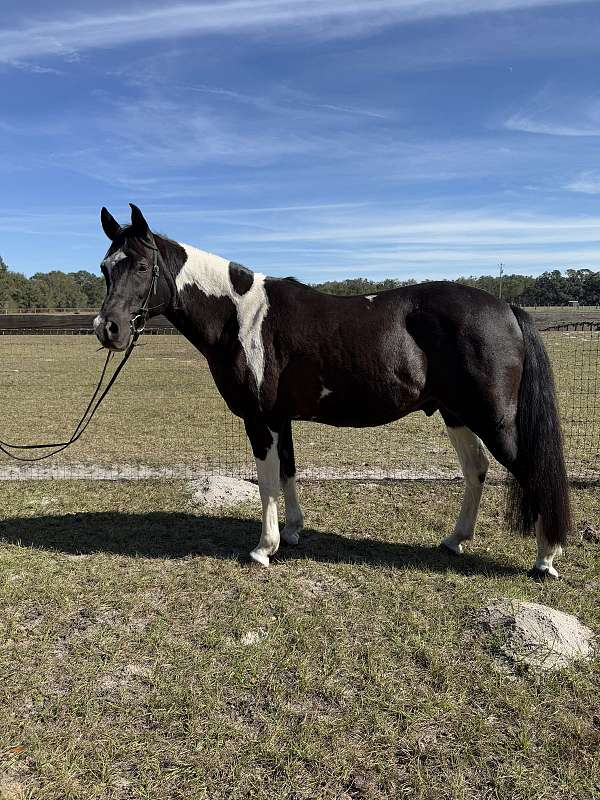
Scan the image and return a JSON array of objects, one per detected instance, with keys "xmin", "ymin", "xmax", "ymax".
[
  {"xmin": 365, "ymin": 295, "xmax": 376, "ymax": 302},
  {"xmin": 175, "ymin": 244, "xmax": 231, "ymax": 297},
  {"xmin": 319, "ymin": 386, "xmax": 332, "ymax": 400},
  {"xmin": 175, "ymin": 243, "xmax": 269, "ymax": 390}
]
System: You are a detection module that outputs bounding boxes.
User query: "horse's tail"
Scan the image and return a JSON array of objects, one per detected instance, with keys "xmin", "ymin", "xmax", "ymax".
[{"xmin": 506, "ymin": 305, "xmax": 571, "ymax": 545}]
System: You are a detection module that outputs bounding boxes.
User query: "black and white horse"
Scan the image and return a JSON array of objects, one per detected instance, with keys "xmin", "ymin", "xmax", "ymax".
[{"xmin": 95, "ymin": 205, "xmax": 570, "ymax": 577}]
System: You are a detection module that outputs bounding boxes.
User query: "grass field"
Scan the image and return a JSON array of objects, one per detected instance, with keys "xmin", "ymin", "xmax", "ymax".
[
  {"xmin": 0, "ymin": 478, "xmax": 599, "ymax": 800},
  {"xmin": 0, "ymin": 330, "xmax": 598, "ymax": 481}
]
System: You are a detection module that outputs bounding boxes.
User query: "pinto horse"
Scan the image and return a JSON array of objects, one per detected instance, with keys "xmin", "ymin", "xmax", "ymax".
[{"xmin": 95, "ymin": 205, "xmax": 570, "ymax": 578}]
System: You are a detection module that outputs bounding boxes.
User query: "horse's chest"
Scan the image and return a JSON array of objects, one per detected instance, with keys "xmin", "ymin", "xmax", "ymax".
[{"xmin": 207, "ymin": 350, "xmax": 260, "ymax": 418}]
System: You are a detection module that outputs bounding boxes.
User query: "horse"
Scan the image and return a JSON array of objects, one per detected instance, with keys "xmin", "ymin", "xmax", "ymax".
[{"xmin": 94, "ymin": 204, "xmax": 570, "ymax": 578}]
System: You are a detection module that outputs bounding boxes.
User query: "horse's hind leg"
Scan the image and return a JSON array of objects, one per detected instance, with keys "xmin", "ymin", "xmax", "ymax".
[
  {"xmin": 533, "ymin": 518, "xmax": 562, "ymax": 579},
  {"xmin": 278, "ymin": 420, "xmax": 304, "ymax": 545},
  {"xmin": 441, "ymin": 419, "xmax": 489, "ymax": 554}
]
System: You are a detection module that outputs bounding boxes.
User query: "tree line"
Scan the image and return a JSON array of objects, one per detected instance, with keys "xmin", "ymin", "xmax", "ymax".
[
  {"xmin": 1, "ymin": 254, "xmax": 599, "ymax": 310},
  {"xmin": 313, "ymin": 268, "xmax": 600, "ymax": 305},
  {"xmin": 0, "ymin": 255, "xmax": 105, "ymax": 311}
]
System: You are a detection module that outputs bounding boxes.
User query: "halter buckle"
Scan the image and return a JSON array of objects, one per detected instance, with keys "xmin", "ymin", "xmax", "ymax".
[{"xmin": 130, "ymin": 312, "xmax": 147, "ymax": 338}]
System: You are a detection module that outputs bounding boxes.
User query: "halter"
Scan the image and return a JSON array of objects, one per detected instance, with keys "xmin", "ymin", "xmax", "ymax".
[
  {"xmin": 129, "ymin": 238, "xmax": 160, "ymax": 341},
  {"xmin": 0, "ymin": 238, "xmax": 163, "ymax": 463}
]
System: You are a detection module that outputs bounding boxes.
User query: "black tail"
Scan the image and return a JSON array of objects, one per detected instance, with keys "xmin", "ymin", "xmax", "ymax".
[{"xmin": 507, "ymin": 306, "xmax": 571, "ymax": 546}]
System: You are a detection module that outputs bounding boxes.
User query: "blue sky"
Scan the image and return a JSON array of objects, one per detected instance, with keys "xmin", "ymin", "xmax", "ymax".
[{"xmin": 1, "ymin": 0, "xmax": 600, "ymax": 282}]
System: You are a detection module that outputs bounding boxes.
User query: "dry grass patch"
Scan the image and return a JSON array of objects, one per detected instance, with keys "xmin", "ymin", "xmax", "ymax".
[{"xmin": 0, "ymin": 479, "xmax": 598, "ymax": 799}]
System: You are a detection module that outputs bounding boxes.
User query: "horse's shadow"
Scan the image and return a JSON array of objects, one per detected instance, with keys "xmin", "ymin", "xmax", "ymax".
[{"xmin": 0, "ymin": 511, "xmax": 522, "ymax": 576}]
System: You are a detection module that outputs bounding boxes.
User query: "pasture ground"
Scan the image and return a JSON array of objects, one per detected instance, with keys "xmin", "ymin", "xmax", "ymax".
[{"xmin": 0, "ymin": 479, "xmax": 599, "ymax": 800}]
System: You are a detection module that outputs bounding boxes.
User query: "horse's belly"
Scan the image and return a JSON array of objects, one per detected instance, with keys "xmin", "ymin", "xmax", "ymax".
[
  {"xmin": 274, "ymin": 340, "xmax": 427, "ymax": 426},
  {"xmin": 294, "ymin": 378, "xmax": 422, "ymax": 427}
]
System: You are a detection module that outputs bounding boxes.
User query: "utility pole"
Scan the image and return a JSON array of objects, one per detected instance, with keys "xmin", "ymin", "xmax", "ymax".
[{"xmin": 498, "ymin": 262, "xmax": 504, "ymax": 301}]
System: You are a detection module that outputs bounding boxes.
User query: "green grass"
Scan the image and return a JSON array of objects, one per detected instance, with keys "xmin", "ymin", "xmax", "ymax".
[
  {"xmin": 0, "ymin": 479, "xmax": 598, "ymax": 799},
  {"xmin": 0, "ymin": 332, "xmax": 598, "ymax": 480}
]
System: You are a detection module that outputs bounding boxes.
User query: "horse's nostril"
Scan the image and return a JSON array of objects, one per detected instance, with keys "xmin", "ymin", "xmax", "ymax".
[{"xmin": 106, "ymin": 320, "xmax": 119, "ymax": 338}]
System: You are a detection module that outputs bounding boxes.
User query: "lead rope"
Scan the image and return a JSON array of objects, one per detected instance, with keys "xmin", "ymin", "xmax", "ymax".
[{"xmin": 0, "ymin": 244, "xmax": 160, "ymax": 463}]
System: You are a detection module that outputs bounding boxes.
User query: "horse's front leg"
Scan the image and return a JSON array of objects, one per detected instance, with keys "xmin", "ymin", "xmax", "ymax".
[
  {"xmin": 244, "ymin": 418, "xmax": 281, "ymax": 567},
  {"xmin": 278, "ymin": 419, "xmax": 304, "ymax": 546}
]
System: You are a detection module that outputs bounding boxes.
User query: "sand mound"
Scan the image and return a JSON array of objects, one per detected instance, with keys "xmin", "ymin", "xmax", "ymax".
[
  {"xmin": 476, "ymin": 598, "xmax": 595, "ymax": 671},
  {"xmin": 189, "ymin": 475, "xmax": 259, "ymax": 509}
]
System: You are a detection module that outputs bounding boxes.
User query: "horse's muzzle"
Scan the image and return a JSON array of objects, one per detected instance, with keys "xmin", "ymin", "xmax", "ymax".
[{"xmin": 93, "ymin": 313, "xmax": 130, "ymax": 351}]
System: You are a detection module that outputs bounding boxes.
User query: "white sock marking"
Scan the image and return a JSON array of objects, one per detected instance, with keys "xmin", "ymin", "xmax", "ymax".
[
  {"xmin": 251, "ymin": 431, "xmax": 280, "ymax": 566},
  {"xmin": 175, "ymin": 244, "xmax": 269, "ymax": 390},
  {"xmin": 281, "ymin": 476, "xmax": 303, "ymax": 545},
  {"xmin": 443, "ymin": 426, "xmax": 489, "ymax": 552},
  {"xmin": 534, "ymin": 517, "xmax": 561, "ymax": 577}
]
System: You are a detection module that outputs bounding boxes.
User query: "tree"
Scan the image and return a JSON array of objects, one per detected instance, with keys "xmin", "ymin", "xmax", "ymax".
[
  {"xmin": 30, "ymin": 271, "xmax": 88, "ymax": 309},
  {"xmin": 71, "ymin": 271, "xmax": 106, "ymax": 307},
  {"xmin": 312, "ymin": 277, "xmax": 416, "ymax": 295},
  {"xmin": 0, "ymin": 269, "xmax": 29, "ymax": 310},
  {"xmin": 581, "ymin": 270, "xmax": 600, "ymax": 305},
  {"xmin": 26, "ymin": 277, "xmax": 53, "ymax": 309},
  {"xmin": 455, "ymin": 273, "xmax": 535, "ymax": 303},
  {"xmin": 521, "ymin": 270, "xmax": 571, "ymax": 306}
]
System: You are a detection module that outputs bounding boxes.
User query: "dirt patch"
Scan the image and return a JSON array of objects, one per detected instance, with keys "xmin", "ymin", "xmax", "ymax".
[
  {"xmin": 578, "ymin": 519, "xmax": 600, "ymax": 545},
  {"xmin": 188, "ymin": 475, "xmax": 259, "ymax": 509},
  {"xmin": 475, "ymin": 598, "xmax": 595, "ymax": 671}
]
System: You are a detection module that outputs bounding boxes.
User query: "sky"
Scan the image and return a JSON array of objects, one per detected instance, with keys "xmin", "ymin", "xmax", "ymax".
[{"xmin": 1, "ymin": 0, "xmax": 600, "ymax": 282}]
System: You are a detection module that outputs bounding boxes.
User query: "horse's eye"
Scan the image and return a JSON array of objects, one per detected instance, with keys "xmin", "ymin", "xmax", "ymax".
[{"xmin": 138, "ymin": 260, "xmax": 149, "ymax": 272}]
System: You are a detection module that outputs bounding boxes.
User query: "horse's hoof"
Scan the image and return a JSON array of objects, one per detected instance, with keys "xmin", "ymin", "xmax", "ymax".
[
  {"xmin": 440, "ymin": 537, "xmax": 463, "ymax": 556},
  {"xmin": 281, "ymin": 529, "xmax": 300, "ymax": 546},
  {"xmin": 250, "ymin": 550, "xmax": 270, "ymax": 567},
  {"xmin": 530, "ymin": 566, "xmax": 559, "ymax": 581}
]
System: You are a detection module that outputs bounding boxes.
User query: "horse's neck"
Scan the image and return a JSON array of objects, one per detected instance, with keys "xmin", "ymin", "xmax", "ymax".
[{"xmin": 167, "ymin": 244, "xmax": 269, "ymax": 381}]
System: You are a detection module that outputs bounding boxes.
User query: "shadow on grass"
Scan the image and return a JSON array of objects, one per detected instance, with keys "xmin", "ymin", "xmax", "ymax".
[{"xmin": 0, "ymin": 511, "xmax": 522, "ymax": 576}]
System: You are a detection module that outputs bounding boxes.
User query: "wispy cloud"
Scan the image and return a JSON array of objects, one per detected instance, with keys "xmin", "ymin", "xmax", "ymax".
[
  {"xmin": 3, "ymin": 203, "xmax": 600, "ymax": 276},
  {"xmin": 504, "ymin": 90, "xmax": 600, "ymax": 137},
  {"xmin": 505, "ymin": 115, "xmax": 600, "ymax": 137},
  {"xmin": 181, "ymin": 82, "xmax": 390, "ymax": 120},
  {"xmin": 177, "ymin": 205, "xmax": 600, "ymax": 274},
  {"xmin": 228, "ymin": 211, "xmax": 600, "ymax": 247},
  {"xmin": 34, "ymin": 91, "xmax": 325, "ymax": 193},
  {"xmin": 566, "ymin": 171, "xmax": 600, "ymax": 194},
  {"xmin": 342, "ymin": 8, "xmax": 600, "ymax": 73},
  {"xmin": 0, "ymin": 0, "xmax": 587, "ymax": 66},
  {"xmin": 309, "ymin": 103, "xmax": 387, "ymax": 120},
  {"xmin": 2, "ymin": 59, "xmax": 63, "ymax": 75},
  {"xmin": 286, "ymin": 247, "xmax": 600, "ymax": 274}
]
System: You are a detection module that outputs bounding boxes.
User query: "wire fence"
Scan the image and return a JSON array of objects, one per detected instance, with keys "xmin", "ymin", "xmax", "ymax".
[{"xmin": 0, "ymin": 322, "xmax": 598, "ymax": 483}]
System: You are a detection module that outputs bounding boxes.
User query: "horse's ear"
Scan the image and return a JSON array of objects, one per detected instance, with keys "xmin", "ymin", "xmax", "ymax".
[
  {"xmin": 129, "ymin": 203, "xmax": 150, "ymax": 237},
  {"xmin": 100, "ymin": 207, "xmax": 120, "ymax": 241}
]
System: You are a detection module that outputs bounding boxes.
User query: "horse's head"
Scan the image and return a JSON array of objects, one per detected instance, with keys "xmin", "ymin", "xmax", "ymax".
[{"xmin": 94, "ymin": 204, "xmax": 166, "ymax": 351}]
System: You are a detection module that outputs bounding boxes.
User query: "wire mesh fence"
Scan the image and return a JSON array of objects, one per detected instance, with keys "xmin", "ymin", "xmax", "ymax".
[{"xmin": 0, "ymin": 322, "xmax": 598, "ymax": 483}]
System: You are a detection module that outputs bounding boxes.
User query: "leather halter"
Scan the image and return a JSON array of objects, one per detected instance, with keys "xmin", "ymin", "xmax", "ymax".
[{"xmin": 129, "ymin": 238, "xmax": 160, "ymax": 341}]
